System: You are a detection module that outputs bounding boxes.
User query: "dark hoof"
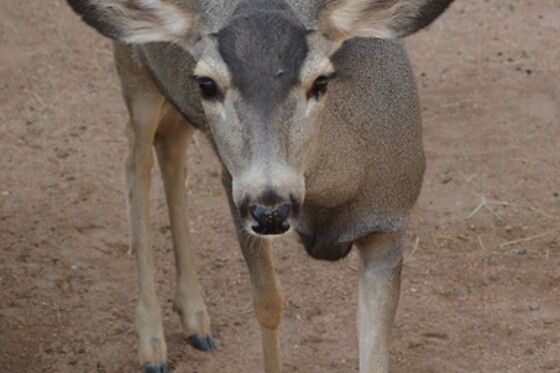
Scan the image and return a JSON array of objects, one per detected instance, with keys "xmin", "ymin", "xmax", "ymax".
[
  {"xmin": 187, "ymin": 334, "xmax": 215, "ymax": 352},
  {"xmin": 142, "ymin": 361, "xmax": 168, "ymax": 373}
]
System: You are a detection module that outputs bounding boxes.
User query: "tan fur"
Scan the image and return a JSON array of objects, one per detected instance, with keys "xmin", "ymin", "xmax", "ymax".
[
  {"xmin": 67, "ymin": 0, "xmax": 454, "ymax": 372},
  {"xmin": 237, "ymin": 235, "xmax": 284, "ymax": 373},
  {"xmin": 355, "ymin": 233, "xmax": 404, "ymax": 372},
  {"xmin": 115, "ymin": 43, "xmax": 210, "ymax": 367}
]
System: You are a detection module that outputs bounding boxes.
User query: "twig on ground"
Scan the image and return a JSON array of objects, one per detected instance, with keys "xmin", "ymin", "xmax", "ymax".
[
  {"xmin": 52, "ymin": 303, "xmax": 61, "ymax": 325},
  {"xmin": 26, "ymin": 90, "xmax": 47, "ymax": 108},
  {"xmin": 527, "ymin": 206, "xmax": 554, "ymax": 220},
  {"xmin": 487, "ymin": 199, "xmax": 555, "ymax": 220},
  {"xmin": 439, "ymin": 235, "xmax": 468, "ymax": 242},
  {"xmin": 499, "ymin": 232, "xmax": 552, "ymax": 248},
  {"xmin": 476, "ymin": 234, "xmax": 487, "ymax": 251},
  {"xmin": 467, "ymin": 197, "xmax": 502, "ymax": 220},
  {"xmin": 466, "ymin": 199, "xmax": 485, "ymax": 219},
  {"xmin": 214, "ymin": 302, "xmax": 253, "ymax": 320},
  {"xmin": 404, "ymin": 236, "xmax": 420, "ymax": 264}
]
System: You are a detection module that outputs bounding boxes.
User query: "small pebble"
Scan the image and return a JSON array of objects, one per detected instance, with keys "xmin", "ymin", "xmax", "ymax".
[
  {"xmin": 55, "ymin": 148, "xmax": 70, "ymax": 159},
  {"xmin": 529, "ymin": 303, "xmax": 540, "ymax": 311},
  {"xmin": 510, "ymin": 248, "xmax": 527, "ymax": 256}
]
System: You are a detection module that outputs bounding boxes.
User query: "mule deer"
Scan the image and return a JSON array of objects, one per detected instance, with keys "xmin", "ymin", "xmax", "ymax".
[{"xmin": 67, "ymin": 0, "xmax": 454, "ymax": 372}]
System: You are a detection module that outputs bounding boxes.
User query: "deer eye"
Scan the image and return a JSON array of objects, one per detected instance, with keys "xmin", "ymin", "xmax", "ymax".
[
  {"xmin": 308, "ymin": 73, "xmax": 336, "ymax": 100},
  {"xmin": 193, "ymin": 76, "xmax": 220, "ymax": 100}
]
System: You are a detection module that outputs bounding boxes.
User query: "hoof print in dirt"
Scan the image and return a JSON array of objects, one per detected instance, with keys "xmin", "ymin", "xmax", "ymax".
[
  {"xmin": 187, "ymin": 334, "xmax": 215, "ymax": 352},
  {"xmin": 142, "ymin": 361, "xmax": 168, "ymax": 373}
]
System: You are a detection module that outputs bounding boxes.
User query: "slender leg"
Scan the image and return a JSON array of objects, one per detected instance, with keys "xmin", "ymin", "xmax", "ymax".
[
  {"xmin": 154, "ymin": 104, "xmax": 213, "ymax": 351},
  {"xmin": 223, "ymin": 175, "xmax": 283, "ymax": 373},
  {"xmin": 243, "ymin": 236, "xmax": 283, "ymax": 373},
  {"xmin": 124, "ymin": 92, "xmax": 169, "ymax": 373},
  {"xmin": 354, "ymin": 232, "xmax": 404, "ymax": 373}
]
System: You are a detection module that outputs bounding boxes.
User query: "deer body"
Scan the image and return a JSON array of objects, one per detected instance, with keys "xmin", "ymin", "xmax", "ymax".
[{"xmin": 68, "ymin": 0, "xmax": 453, "ymax": 372}]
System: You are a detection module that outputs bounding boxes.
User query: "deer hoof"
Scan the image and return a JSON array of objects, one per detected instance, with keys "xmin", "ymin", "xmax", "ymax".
[
  {"xmin": 187, "ymin": 334, "xmax": 215, "ymax": 352},
  {"xmin": 142, "ymin": 361, "xmax": 168, "ymax": 373}
]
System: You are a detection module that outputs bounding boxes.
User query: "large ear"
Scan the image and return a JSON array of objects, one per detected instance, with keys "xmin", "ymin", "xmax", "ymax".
[
  {"xmin": 66, "ymin": 0, "xmax": 199, "ymax": 45},
  {"xmin": 320, "ymin": 0, "xmax": 454, "ymax": 41}
]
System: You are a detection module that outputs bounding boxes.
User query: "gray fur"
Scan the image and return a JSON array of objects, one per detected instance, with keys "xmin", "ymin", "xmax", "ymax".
[
  {"xmin": 70, "ymin": 0, "xmax": 431, "ymax": 265},
  {"xmin": 148, "ymin": 36, "xmax": 421, "ymax": 263},
  {"xmin": 215, "ymin": 4, "xmax": 309, "ymax": 110},
  {"xmin": 66, "ymin": 0, "xmax": 453, "ymax": 371},
  {"xmin": 298, "ymin": 37, "xmax": 424, "ymax": 259}
]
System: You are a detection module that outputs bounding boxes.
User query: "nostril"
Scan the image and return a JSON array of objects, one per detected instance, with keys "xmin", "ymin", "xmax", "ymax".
[
  {"xmin": 273, "ymin": 203, "xmax": 291, "ymax": 222},
  {"xmin": 249, "ymin": 203, "xmax": 293, "ymax": 235},
  {"xmin": 249, "ymin": 205, "xmax": 268, "ymax": 222},
  {"xmin": 250, "ymin": 203, "xmax": 291, "ymax": 222}
]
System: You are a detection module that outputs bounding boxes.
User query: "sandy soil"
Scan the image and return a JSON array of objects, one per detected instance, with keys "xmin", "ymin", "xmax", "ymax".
[{"xmin": 1, "ymin": 1, "xmax": 559, "ymax": 372}]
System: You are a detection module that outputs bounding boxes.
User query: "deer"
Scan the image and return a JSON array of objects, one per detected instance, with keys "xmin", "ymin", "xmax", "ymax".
[{"xmin": 66, "ymin": 0, "xmax": 454, "ymax": 372}]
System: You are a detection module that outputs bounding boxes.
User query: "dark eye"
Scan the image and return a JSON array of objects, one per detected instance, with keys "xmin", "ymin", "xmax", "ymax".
[
  {"xmin": 308, "ymin": 73, "xmax": 336, "ymax": 100},
  {"xmin": 194, "ymin": 76, "xmax": 220, "ymax": 99}
]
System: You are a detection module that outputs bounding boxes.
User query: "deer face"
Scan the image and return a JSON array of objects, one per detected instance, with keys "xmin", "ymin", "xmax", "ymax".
[{"xmin": 191, "ymin": 8, "xmax": 337, "ymax": 235}]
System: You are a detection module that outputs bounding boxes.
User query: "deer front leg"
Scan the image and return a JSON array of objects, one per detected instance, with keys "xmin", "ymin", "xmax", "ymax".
[
  {"xmin": 241, "ymin": 235, "xmax": 283, "ymax": 373},
  {"xmin": 125, "ymin": 92, "xmax": 169, "ymax": 373},
  {"xmin": 223, "ymin": 176, "xmax": 283, "ymax": 373},
  {"xmin": 354, "ymin": 232, "xmax": 404, "ymax": 373},
  {"xmin": 154, "ymin": 104, "xmax": 213, "ymax": 352}
]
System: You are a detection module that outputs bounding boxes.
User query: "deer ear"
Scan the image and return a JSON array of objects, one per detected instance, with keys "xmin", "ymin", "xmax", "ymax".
[
  {"xmin": 320, "ymin": 0, "xmax": 453, "ymax": 41},
  {"xmin": 67, "ymin": 0, "xmax": 199, "ymax": 45}
]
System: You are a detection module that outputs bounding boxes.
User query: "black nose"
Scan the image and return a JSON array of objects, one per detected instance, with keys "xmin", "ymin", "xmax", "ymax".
[{"xmin": 249, "ymin": 203, "xmax": 292, "ymax": 235}]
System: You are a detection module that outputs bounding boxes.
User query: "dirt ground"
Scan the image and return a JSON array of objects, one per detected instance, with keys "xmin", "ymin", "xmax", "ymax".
[{"xmin": 1, "ymin": 1, "xmax": 559, "ymax": 372}]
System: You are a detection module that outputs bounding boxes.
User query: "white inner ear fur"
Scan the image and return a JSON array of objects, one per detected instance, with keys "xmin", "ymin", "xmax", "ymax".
[
  {"xmin": 325, "ymin": 0, "xmax": 423, "ymax": 40},
  {"xmin": 98, "ymin": 0, "xmax": 196, "ymax": 44}
]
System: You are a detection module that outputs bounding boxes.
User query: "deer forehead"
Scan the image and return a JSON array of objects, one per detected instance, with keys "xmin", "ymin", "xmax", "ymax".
[{"xmin": 194, "ymin": 10, "xmax": 333, "ymax": 104}]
